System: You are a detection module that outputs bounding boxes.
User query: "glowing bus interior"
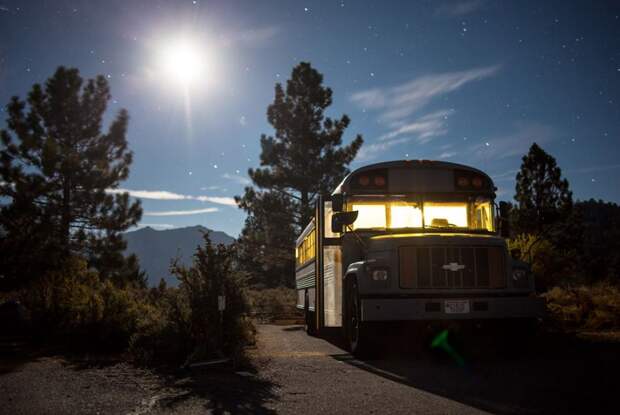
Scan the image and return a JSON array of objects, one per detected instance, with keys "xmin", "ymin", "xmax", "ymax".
[{"xmin": 349, "ymin": 198, "xmax": 494, "ymax": 232}]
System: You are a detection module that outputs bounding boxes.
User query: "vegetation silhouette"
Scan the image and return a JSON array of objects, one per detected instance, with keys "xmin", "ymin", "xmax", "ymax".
[
  {"xmin": 0, "ymin": 66, "xmax": 143, "ymax": 291},
  {"xmin": 236, "ymin": 62, "xmax": 363, "ymax": 288}
]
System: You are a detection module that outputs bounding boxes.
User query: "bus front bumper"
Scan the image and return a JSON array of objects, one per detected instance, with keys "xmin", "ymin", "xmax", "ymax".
[{"xmin": 360, "ymin": 295, "xmax": 545, "ymax": 322}]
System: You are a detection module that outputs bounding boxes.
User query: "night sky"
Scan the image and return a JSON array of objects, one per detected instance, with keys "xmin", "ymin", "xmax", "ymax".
[{"xmin": 1, "ymin": 0, "xmax": 619, "ymax": 236}]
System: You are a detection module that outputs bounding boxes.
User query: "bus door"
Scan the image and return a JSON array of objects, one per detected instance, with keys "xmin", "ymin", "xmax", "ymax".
[{"xmin": 319, "ymin": 196, "xmax": 343, "ymax": 328}]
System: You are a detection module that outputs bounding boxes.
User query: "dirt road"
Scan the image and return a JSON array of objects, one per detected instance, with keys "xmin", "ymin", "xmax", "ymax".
[
  {"xmin": 1, "ymin": 325, "xmax": 618, "ymax": 414},
  {"xmin": 255, "ymin": 324, "xmax": 618, "ymax": 414}
]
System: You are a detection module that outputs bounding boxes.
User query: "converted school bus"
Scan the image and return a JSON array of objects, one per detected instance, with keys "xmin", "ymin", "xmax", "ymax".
[{"xmin": 295, "ymin": 160, "xmax": 545, "ymax": 356}]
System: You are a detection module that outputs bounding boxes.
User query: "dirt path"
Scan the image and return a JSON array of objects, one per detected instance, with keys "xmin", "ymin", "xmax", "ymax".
[
  {"xmin": 1, "ymin": 325, "xmax": 618, "ymax": 414},
  {"xmin": 255, "ymin": 324, "xmax": 619, "ymax": 414},
  {"xmin": 256, "ymin": 325, "xmax": 486, "ymax": 414}
]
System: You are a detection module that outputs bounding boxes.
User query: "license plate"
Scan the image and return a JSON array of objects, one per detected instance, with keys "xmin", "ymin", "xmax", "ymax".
[{"xmin": 444, "ymin": 300, "xmax": 470, "ymax": 314}]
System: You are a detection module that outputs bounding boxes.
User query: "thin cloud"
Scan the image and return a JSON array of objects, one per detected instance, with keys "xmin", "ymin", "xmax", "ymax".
[
  {"xmin": 143, "ymin": 207, "xmax": 219, "ymax": 217},
  {"xmin": 107, "ymin": 188, "xmax": 237, "ymax": 207},
  {"xmin": 491, "ymin": 169, "xmax": 520, "ymax": 182},
  {"xmin": 350, "ymin": 66, "xmax": 500, "ymax": 161},
  {"xmin": 194, "ymin": 196, "xmax": 237, "ymax": 206},
  {"xmin": 356, "ymin": 110, "xmax": 453, "ymax": 162},
  {"xmin": 222, "ymin": 173, "xmax": 251, "ymax": 185},
  {"xmin": 356, "ymin": 137, "xmax": 412, "ymax": 162},
  {"xmin": 379, "ymin": 109, "xmax": 453, "ymax": 143},
  {"xmin": 435, "ymin": 0, "xmax": 485, "ymax": 17},
  {"xmin": 107, "ymin": 189, "xmax": 187, "ymax": 200},
  {"xmin": 438, "ymin": 151, "xmax": 457, "ymax": 159},
  {"xmin": 350, "ymin": 65, "xmax": 500, "ymax": 123}
]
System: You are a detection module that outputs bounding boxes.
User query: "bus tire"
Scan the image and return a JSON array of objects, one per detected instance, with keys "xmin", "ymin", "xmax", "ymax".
[
  {"xmin": 345, "ymin": 278, "xmax": 375, "ymax": 358},
  {"xmin": 304, "ymin": 290, "xmax": 316, "ymax": 336}
]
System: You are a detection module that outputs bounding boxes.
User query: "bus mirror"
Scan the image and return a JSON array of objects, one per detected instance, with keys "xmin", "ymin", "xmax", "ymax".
[
  {"xmin": 499, "ymin": 201, "xmax": 511, "ymax": 218},
  {"xmin": 332, "ymin": 211, "xmax": 358, "ymax": 233},
  {"xmin": 331, "ymin": 194, "xmax": 344, "ymax": 212},
  {"xmin": 498, "ymin": 201, "xmax": 511, "ymax": 238}
]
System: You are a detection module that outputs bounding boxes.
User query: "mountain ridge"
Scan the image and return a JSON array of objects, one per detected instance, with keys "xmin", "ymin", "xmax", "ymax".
[{"xmin": 124, "ymin": 225, "xmax": 235, "ymax": 286}]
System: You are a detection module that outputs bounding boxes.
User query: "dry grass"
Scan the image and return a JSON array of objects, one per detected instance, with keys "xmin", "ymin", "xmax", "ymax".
[
  {"xmin": 247, "ymin": 287, "xmax": 299, "ymax": 323},
  {"xmin": 544, "ymin": 283, "xmax": 620, "ymax": 332}
]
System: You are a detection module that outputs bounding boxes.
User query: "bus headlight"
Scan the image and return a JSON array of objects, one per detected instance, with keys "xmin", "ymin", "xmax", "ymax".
[
  {"xmin": 371, "ymin": 269, "xmax": 389, "ymax": 281},
  {"xmin": 512, "ymin": 269, "xmax": 529, "ymax": 288},
  {"xmin": 512, "ymin": 269, "xmax": 527, "ymax": 281}
]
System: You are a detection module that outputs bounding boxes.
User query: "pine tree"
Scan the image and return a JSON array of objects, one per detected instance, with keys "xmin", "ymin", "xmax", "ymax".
[
  {"xmin": 245, "ymin": 62, "xmax": 363, "ymax": 227},
  {"xmin": 236, "ymin": 189, "xmax": 296, "ymax": 287},
  {"xmin": 514, "ymin": 143, "xmax": 573, "ymax": 236},
  {"xmin": 0, "ymin": 66, "xmax": 142, "ymax": 289},
  {"xmin": 236, "ymin": 62, "xmax": 363, "ymax": 287}
]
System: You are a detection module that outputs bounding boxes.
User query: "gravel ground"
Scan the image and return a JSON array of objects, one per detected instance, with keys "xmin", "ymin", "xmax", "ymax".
[{"xmin": 1, "ymin": 325, "xmax": 618, "ymax": 414}]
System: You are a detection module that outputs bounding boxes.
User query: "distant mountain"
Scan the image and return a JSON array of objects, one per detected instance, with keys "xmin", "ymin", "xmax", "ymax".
[{"xmin": 124, "ymin": 225, "xmax": 235, "ymax": 286}]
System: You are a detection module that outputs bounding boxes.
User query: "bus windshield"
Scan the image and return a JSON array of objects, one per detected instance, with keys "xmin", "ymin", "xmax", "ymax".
[{"xmin": 349, "ymin": 197, "xmax": 495, "ymax": 232}]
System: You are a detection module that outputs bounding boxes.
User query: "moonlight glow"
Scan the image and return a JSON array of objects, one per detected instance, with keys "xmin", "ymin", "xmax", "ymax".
[{"xmin": 159, "ymin": 39, "xmax": 206, "ymax": 87}]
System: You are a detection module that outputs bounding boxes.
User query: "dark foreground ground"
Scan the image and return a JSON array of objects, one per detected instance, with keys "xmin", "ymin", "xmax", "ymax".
[{"xmin": 1, "ymin": 324, "xmax": 619, "ymax": 414}]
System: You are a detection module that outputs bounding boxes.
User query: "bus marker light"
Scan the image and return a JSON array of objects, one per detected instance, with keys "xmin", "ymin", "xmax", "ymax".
[
  {"xmin": 373, "ymin": 175, "xmax": 386, "ymax": 186},
  {"xmin": 457, "ymin": 177, "xmax": 470, "ymax": 187},
  {"xmin": 358, "ymin": 175, "xmax": 370, "ymax": 186},
  {"xmin": 472, "ymin": 177, "xmax": 483, "ymax": 188}
]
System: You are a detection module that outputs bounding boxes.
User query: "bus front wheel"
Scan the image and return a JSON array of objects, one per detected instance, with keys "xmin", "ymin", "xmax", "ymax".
[{"xmin": 345, "ymin": 278, "xmax": 375, "ymax": 358}]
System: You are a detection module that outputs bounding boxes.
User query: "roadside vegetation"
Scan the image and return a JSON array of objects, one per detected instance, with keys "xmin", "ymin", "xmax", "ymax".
[
  {"xmin": 1, "ymin": 62, "xmax": 619, "ymax": 371},
  {"xmin": 247, "ymin": 287, "xmax": 298, "ymax": 323},
  {"xmin": 0, "ymin": 67, "xmax": 253, "ymax": 366},
  {"xmin": 544, "ymin": 284, "xmax": 620, "ymax": 332},
  {"xmin": 506, "ymin": 143, "xmax": 620, "ymax": 336}
]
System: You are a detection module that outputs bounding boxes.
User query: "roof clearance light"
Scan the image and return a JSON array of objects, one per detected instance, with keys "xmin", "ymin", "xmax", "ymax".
[
  {"xmin": 457, "ymin": 177, "xmax": 470, "ymax": 187},
  {"xmin": 472, "ymin": 177, "xmax": 483, "ymax": 188},
  {"xmin": 358, "ymin": 175, "xmax": 370, "ymax": 186},
  {"xmin": 373, "ymin": 175, "xmax": 386, "ymax": 186}
]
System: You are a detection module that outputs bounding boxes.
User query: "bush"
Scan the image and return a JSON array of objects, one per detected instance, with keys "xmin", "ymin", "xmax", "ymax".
[
  {"xmin": 129, "ymin": 234, "xmax": 255, "ymax": 366},
  {"xmin": 247, "ymin": 287, "xmax": 297, "ymax": 322},
  {"xmin": 129, "ymin": 287, "xmax": 192, "ymax": 364},
  {"xmin": 509, "ymin": 234, "xmax": 578, "ymax": 291},
  {"xmin": 544, "ymin": 283, "xmax": 620, "ymax": 331},
  {"xmin": 22, "ymin": 256, "xmax": 151, "ymax": 351},
  {"xmin": 14, "ymin": 235, "xmax": 255, "ymax": 366}
]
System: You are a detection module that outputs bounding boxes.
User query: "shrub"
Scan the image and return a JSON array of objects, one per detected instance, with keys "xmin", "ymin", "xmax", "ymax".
[
  {"xmin": 509, "ymin": 234, "xmax": 578, "ymax": 291},
  {"xmin": 247, "ymin": 287, "xmax": 298, "ymax": 322},
  {"xmin": 22, "ymin": 256, "xmax": 151, "ymax": 351},
  {"xmin": 129, "ymin": 234, "xmax": 255, "ymax": 366},
  {"xmin": 544, "ymin": 283, "xmax": 620, "ymax": 331}
]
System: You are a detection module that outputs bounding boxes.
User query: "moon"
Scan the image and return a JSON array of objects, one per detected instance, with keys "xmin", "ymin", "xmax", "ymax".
[{"xmin": 159, "ymin": 38, "xmax": 205, "ymax": 87}]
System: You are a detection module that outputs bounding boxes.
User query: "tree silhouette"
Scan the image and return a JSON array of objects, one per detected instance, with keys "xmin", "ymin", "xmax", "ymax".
[
  {"xmin": 243, "ymin": 62, "xmax": 363, "ymax": 227},
  {"xmin": 0, "ymin": 66, "xmax": 142, "ymax": 289},
  {"xmin": 236, "ymin": 189, "xmax": 297, "ymax": 287},
  {"xmin": 236, "ymin": 62, "xmax": 363, "ymax": 286},
  {"xmin": 514, "ymin": 143, "xmax": 573, "ymax": 236}
]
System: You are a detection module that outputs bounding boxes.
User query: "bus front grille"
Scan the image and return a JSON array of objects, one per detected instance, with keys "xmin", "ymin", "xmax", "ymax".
[{"xmin": 399, "ymin": 246, "xmax": 506, "ymax": 289}]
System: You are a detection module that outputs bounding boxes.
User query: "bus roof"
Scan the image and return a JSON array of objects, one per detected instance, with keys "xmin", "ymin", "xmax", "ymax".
[{"xmin": 332, "ymin": 160, "xmax": 495, "ymax": 196}]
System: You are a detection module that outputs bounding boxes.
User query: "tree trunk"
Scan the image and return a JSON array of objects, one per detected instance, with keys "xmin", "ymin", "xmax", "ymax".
[{"xmin": 61, "ymin": 177, "xmax": 71, "ymax": 255}]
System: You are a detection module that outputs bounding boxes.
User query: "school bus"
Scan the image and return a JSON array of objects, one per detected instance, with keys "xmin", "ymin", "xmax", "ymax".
[{"xmin": 295, "ymin": 160, "xmax": 544, "ymax": 356}]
